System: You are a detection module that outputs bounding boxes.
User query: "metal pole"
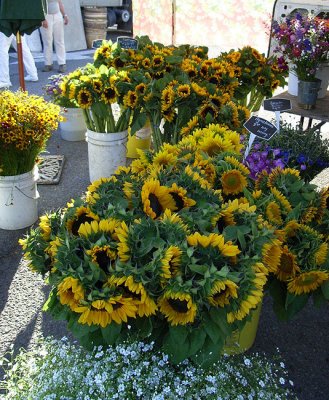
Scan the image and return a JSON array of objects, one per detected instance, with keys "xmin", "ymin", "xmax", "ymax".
[{"xmin": 16, "ymin": 31, "xmax": 26, "ymax": 91}]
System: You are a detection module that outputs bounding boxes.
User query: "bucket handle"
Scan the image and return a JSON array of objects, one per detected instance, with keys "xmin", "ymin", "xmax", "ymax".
[{"xmin": 5, "ymin": 185, "xmax": 39, "ymax": 206}]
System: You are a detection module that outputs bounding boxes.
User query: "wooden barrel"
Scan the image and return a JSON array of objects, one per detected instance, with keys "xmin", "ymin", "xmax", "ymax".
[{"xmin": 82, "ymin": 7, "xmax": 108, "ymax": 49}]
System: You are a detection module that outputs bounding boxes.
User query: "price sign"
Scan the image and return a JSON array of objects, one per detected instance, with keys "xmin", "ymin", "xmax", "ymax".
[
  {"xmin": 243, "ymin": 116, "xmax": 277, "ymax": 141},
  {"xmin": 117, "ymin": 36, "xmax": 138, "ymax": 50},
  {"xmin": 92, "ymin": 39, "xmax": 105, "ymax": 49},
  {"xmin": 263, "ymin": 98, "xmax": 292, "ymax": 112}
]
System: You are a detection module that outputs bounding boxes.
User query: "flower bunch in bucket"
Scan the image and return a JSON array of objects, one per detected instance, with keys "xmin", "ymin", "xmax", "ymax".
[
  {"xmin": 20, "ymin": 123, "xmax": 280, "ymax": 366},
  {"xmin": 249, "ymin": 168, "xmax": 329, "ymax": 320},
  {"xmin": 0, "ymin": 90, "xmax": 62, "ymax": 176},
  {"xmin": 271, "ymin": 12, "xmax": 329, "ymax": 81},
  {"xmin": 59, "ymin": 63, "xmax": 133, "ymax": 133}
]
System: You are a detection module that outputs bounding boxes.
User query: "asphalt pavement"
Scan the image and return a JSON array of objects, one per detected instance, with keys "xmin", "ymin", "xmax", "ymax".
[{"xmin": 0, "ymin": 48, "xmax": 328, "ymax": 400}]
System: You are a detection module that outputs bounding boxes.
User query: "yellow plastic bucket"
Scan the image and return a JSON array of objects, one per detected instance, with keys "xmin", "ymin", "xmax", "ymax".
[
  {"xmin": 223, "ymin": 301, "xmax": 262, "ymax": 355},
  {"xmin": 126, "ymin": 126, "xmax": 152, "ymax": 159}
]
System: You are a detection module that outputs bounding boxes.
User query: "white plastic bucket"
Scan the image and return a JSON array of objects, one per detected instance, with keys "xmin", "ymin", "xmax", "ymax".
[
  {"xmin": 316, "ymin": 63, "xmax": 329, "ymax": 99},
  {"xmin": 288, "ymin": 70, "xmax": 298, "ymax": 96},
  {"xmin": 0, "ymin": 167, "xmax": 39, "ymax": 230},
  {"xmin": 59, "ymin": 107, "xmax": 86, "ymax": 141},
  {"xmin": 86, "ymin": 129, "xmax": 128, "ymax": 182}
]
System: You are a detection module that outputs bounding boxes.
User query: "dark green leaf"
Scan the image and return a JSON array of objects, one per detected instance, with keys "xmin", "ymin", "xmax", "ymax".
[{"xmin": 101, "ymin": 323, "xmax": 122, "ymax": 345}]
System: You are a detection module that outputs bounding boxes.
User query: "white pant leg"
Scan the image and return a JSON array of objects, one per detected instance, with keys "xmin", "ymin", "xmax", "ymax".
[
  {"xmin": 41, "ymin": 14, "xmax": 55, "ymax": 66},
  {"xmin": 0, "ymin": 33, "xmax": 13, "ymax": 87},
  {"xmin": 52, "ymin": 12, "xmax": 66, "ymax": 65},
  {"xmin": 11, "ymin": 35, "xmax": 38, "ymax": 79}
]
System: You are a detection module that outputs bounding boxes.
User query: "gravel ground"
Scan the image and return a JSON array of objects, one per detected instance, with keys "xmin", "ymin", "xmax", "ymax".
[{"xmin": 0, "ymin": 48, "xmax": 329, "ymax": 400}]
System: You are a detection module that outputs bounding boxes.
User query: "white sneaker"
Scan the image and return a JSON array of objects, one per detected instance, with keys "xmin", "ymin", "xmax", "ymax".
[{"xmin": 25, "ymin": 75, "xmax": 38, "ymax": 82}]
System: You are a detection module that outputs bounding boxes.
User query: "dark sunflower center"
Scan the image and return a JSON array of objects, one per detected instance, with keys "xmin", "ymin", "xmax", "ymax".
[
  {"xmin": 112, "ymin": 302, "xmax": 124, "ymax": 310},
  {"xmin": 217, "ymin": 217, "xmax": 226, "ymax": 232},
  {"xmin": 170, "ymin": 191, "xmax": 184, "ymax": 211},
  {"xmin": 279, "ymin": 253, "xmax": 294, "ymax": 273},
  {"xmin": 71, "ymin": 215, "xmax": 95, "ymax": 235},
  {"xmin": 213, "ymin": 291, "xmax": 225, "ymax": 301},
  {"xmin": 95, "ymin": 250, "xmax": 111, "ymax": 272},
  {"xmin": 168, "ymin": 298, "xmax": 188, "ymax": 313},
  {"xmin": 149, "ymin": 193, "xmax": 163, "ymax": 218}
]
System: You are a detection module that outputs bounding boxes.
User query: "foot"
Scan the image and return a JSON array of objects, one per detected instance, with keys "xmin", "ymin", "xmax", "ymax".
[
  {"xmin": 25, "ymin": 75, "xmax": 39, "ymax": 82},
  {"xmin": 58, "ymin": 64, "xmax": 66, "ymax": 73},
  {"xmin": 42, "ymin": 65, "xmax": 53, "ymax": 72}
]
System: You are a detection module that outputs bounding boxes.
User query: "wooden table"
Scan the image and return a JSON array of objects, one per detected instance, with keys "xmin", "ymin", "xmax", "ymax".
[{"xmin": 271, "ymin": 91, "xmax": 329, "ymax": 132}]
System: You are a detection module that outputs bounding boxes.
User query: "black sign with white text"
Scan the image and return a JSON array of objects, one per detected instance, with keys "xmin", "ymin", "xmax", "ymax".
[
  {"xmin": 117, "ymin": 36, "xmax": 138, "ymax": 50},
  {"xmin": 263, "ymin": 98, "xmax": 292, "ymax": 112},
  {"xmin": 243, "ymin": 116, "xmax": 277, "ymax": 141}
]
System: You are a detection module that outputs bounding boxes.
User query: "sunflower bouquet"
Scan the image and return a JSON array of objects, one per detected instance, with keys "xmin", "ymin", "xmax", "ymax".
[
  {"xmin": 20, "ymin": 123, "xmax": 281, "ymax": 366},
  {"xmin": 59, "ymin": 63, "xmax": 133, "ymax": 133},
  {"xmin": 44, "ymin": 74, "xmax": 79, "ymax": 108},
  {"xmin": 220, "ymin": 46, "xmax": 288, "ymax": 112},
  {"xmin": 0, "ymin": 90, "xmax": 62, "ymax": 176},
  {"xmin": 247, "ymin": 168, "xmax": 329, "ymax": 320}
]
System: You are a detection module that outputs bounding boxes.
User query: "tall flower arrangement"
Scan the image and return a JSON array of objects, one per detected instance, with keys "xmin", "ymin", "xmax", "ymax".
[
  {"xmin": 20, "ymin": 123, "xmax": 280, "ymax": 366},
  {"xmin": 271, "ymin": 12, "xmax": 329, "ymax": 81},
  {"xmin": 44, "ymin": 74, "xmax": 79, "ymax": 108},
  {"xmin": 0, "ymin": 91, "xmax": 62, "ymax": 176}
]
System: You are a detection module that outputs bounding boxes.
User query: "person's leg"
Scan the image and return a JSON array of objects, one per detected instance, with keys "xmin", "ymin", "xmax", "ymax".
[
  {"xmin": 0, "ymin": 33, "xmax": 13, "ymax": 87},
  {"xmin": 40, "ymin": 14, "xmax": 54, "ymax": 70},
  {"xmin": 20, "ymin": 36, "xmax": 38, "ymax": 80},
  {"xmin": 52, "ymin": 11, "xmax": 66, "ymax": 71}
]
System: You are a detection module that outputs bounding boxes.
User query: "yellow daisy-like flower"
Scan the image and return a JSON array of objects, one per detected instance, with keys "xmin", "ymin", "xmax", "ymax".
[
  {"xmin": 187, "ymin": 232, "xmax": 240, "ymax": 257},
  {"xmin": 160, "ymin": 246, "xmax": 183, "ymax": 279},
  {"xmin": 158, "ymin": 291, "xmax": 197, "ymax": 326},
  {"xmin": 161, "ymin": 86, "xmax": 175, "ymax": 110},
  {"xmin": 141, "ymin": 179, "xmax": 176, "ymax": 219},
  {"xmin": 86, "ymin": 245, "xmax": 116, "ymax": 270},
  {"xmin": 180, "ymin": 116, "xmax": 199, "ymax": 137},
  {"xmin": 261, "ymin": 240, "xmax": 282, "ymax": 273},
  {"xmin": 123, "ymin": 90, "xmax": 138, "ymax": 108},
  {"xmin": 287, "ymin": 271, "xmax": 329, "ymax": 295},
  {"xmin": 265, "ymin": 201, "xmax": 283, "ymax": 225},
  {"xmin": 57, "ymin": 277, "xmax": 85, "ymax": 311},
  {"xmin": 275, "ymin": 245, "xmax": 300, "ymax": 281},
  {"xmin": 221, "ymin": 169, "xmax": 247, "ymax": 195},
  {"xmin": 101, "ymin": 86, "xmax": 117, "ymax": 104},
  {"xmin": 208, "ymin": 280, "xmax": 238, "ymax": 307}
]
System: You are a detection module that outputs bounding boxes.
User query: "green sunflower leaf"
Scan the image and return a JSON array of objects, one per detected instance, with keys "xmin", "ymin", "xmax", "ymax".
[
  {"xmin": 203, "ymin": 313, "xmax": 221, "ymax": 344},
  {"xmin": 209, "ymin": 308, "xmax": 232, "ymax": 337},
  {"xmin": 284, "ymin": 292, "xmax": 309, "ymax": 319},
  {"xmin": 101, "ymin": 323, "xmax": 122, "ymax": 345},
  {"xmin": 187, "ymin": 329, "xmax": 207, "ymax": 357},
  {"xmin": 162, "ymin": 326, "xmax": 189, "ymax": 363},
  {"xmin": 321, "ymin": 280, "xmax": 329, "ymax": 300}
]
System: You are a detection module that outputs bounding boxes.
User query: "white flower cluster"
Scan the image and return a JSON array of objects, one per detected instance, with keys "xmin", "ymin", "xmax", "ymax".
[{"xmin": 0, "ymin": 337, "xmax": 296, "ymax": 399}]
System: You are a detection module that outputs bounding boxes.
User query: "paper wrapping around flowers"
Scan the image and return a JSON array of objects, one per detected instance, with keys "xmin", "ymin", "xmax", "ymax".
[{"xmin": 133, "ymin": 0, "xmax": 274, "ymax": 55}]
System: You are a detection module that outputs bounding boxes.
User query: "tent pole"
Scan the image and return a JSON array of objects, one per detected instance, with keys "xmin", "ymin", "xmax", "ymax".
[{"xmin": 16, "ymin": 32, "xmax": 26, "ymax": 91}]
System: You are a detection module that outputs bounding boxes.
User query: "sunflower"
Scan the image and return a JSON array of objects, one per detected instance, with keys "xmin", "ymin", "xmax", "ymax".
[
  {"xmin": 141, "ymin": 179, "xmax": 176, "ymax": 219},
  {"xmin": 287, "ymin": 271, "xmax": 329, "ymax": 295},
  {"xmin": 66, "ymin": 206, "xmax": 99, "ymax": 236},
  {"xmin": 180, "ymin": 116, "xmax": 199, "ymax": 137},
  {"xmin": 161, "ymin": 87, "xmax": 175, "ymax": 110},
  {"xmin": 275, "ymin": 245, "xmax": 300, "ymax": 281},
  {"xmin": 160, "ymin": 246, "xmax": 182, "ymax": 279},
  {"xmin": 169, "ymin": 183, "xmax": 196, "ymax": 211},
  {"xmin": 107, "ymin": 275, "xmax": 157, "ymax": 317},
  {"xmin": 198, "ymin": 103, "xmax": 217, "ymax": 120},
  {"xmin": 57, "ymin": 277, "xmax": 85, "ymax": 311},
  {"xmin": 177, "ymin": 84, "xmax": 190, "ymax": 98},
  {"xmin": 262, "ymin": 239, "xmax": 282, "ymax": 273},
  {"xmin": 314, "ymin": 242, "xmax": 328, "ymax": 266},
  {"xmin": 208, "ymin": 280, "xmax": 238, "ymax": 307},
  {"xmin": 152, "ymin": 149, "xmax": 177, "ymax": 167},
  {"xmin": 86, "ymin": 245, "xmax": 116, "ymax": 271},
  {"xmin": 116, "ymin": 221, "xmax": 130, "ymax": 262},
  {"xmin": 101, "ymin": 86, "xmax": 117, "ymax": 104},
  {"xmin": 265, "ymin": 201, "xmax": 283, "ymax": 225},
  {"xmin": 221, "ymin": 169, "xmax": 247, "ymax": 195},
  {"xmin": 39, "ymin": 214, "xmax": 52, "ymax": 241},
  {"xmin": 158, "ymin": 291, "xmax": 197, "ymax": 326},
  {"xmin": 76, "ymin": 89, "xmax": 93, "ymax": 109},
  {"xmin": 187, "ymin": 232, "xmax": 240, "ymax": 257},
  {"xmin": 75, "ymin": 299, "xmax": 113, "ymax": 328},
  {"xmin": 123, "ymin": 90, "xmax": 138, "ymax": 108}
]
